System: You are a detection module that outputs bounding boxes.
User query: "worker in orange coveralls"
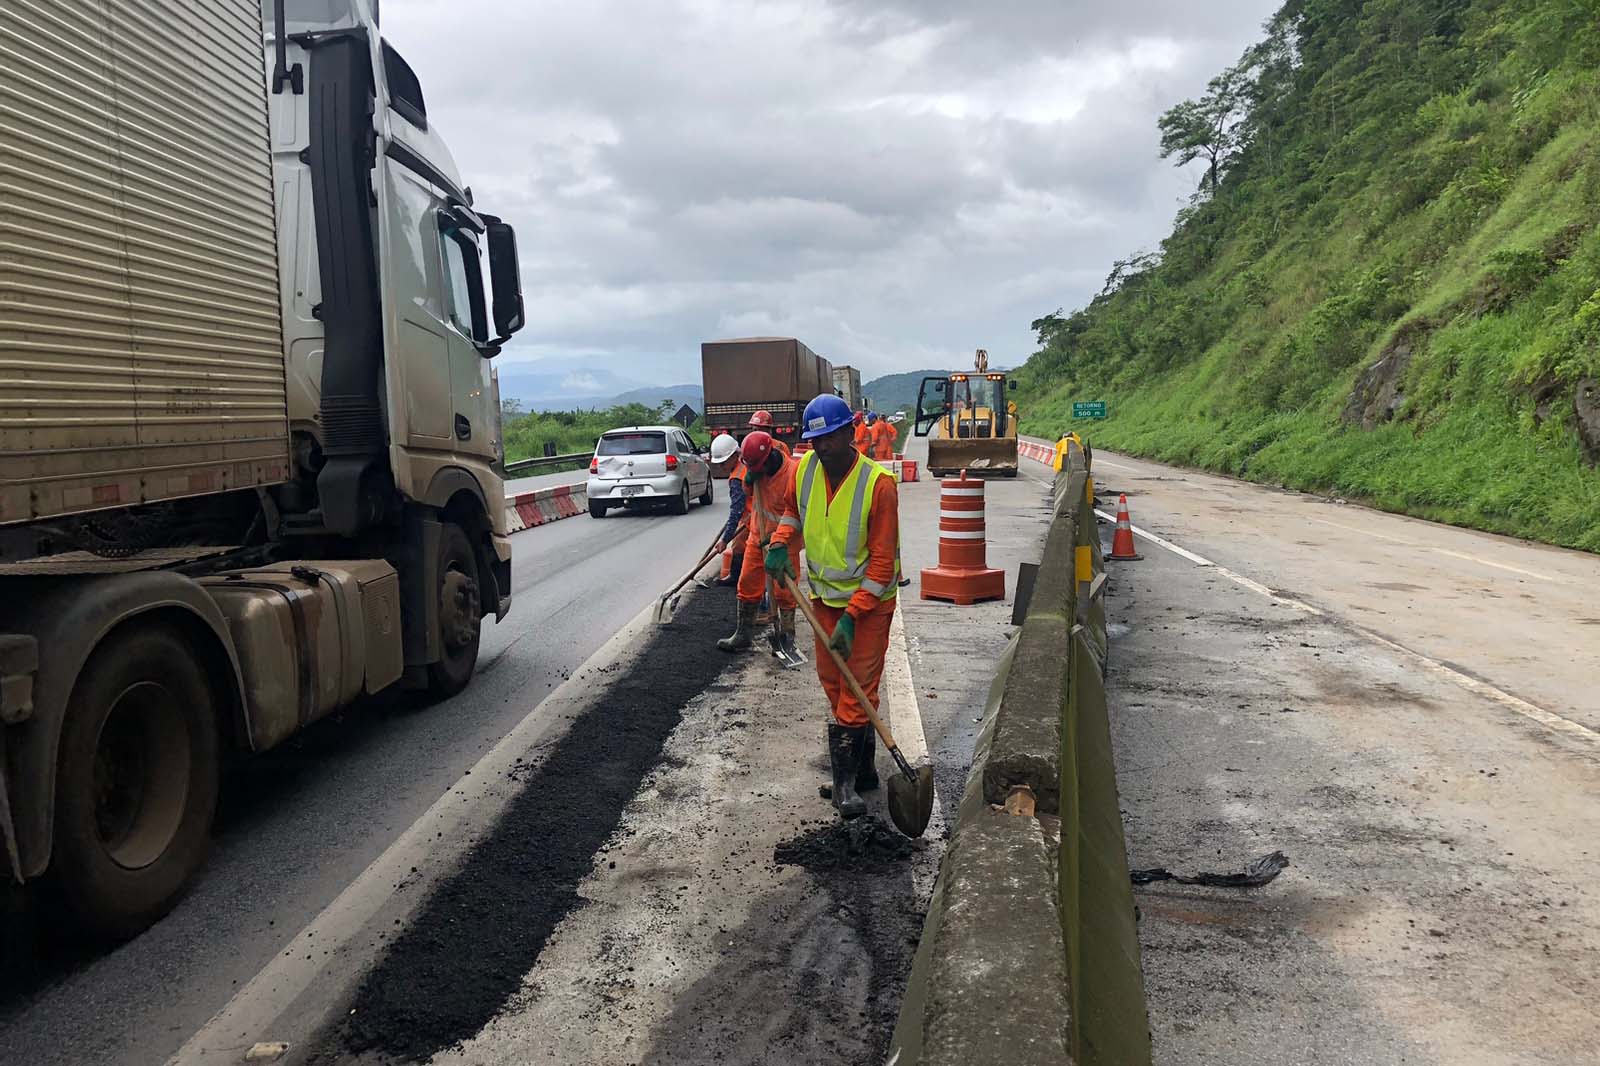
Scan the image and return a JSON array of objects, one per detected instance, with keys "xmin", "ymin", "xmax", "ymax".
[
  {"xmin": 717, "ymin": 430, "xmax": 802, "ymax": 653},
  {"xmin": 869, "ymin": 412, "xmax": 897, "ymax": 461},
  {"xmin": 852, "ymin": 410, "xmax": 871, "ymax": 455},
  {"xmin": 768, "ymin": 394, "xmax": 900, "ymax": 820}
]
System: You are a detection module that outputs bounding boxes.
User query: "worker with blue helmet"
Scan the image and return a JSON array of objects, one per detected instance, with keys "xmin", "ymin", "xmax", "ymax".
[{"xmin": 770, "ymin": 393, "xmax": 902, "ymax": 819}]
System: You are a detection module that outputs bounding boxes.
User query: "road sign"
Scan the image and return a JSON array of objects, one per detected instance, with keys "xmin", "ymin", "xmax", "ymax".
[
  {"xmin": 673, "ymin": 404, "xmax": 697, "ymax": 428},
  {"xmin": 1072, "ymin": 401, "xmax": 1107, "ymax": 419}
]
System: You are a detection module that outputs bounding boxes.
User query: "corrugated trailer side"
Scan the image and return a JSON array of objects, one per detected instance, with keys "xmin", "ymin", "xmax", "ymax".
[{"xmin": 0, "ymin": 0, "xmax": 289, "ymax": 525}]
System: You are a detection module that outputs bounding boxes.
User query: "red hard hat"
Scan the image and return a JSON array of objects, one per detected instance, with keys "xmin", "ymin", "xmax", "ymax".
[
  {"xmin": 853, "ymin": 411, "xmax": 864, "ymax": 424},
  {"xmin": 748, "ymin": 409, "xmax": 774, "ymax": 428},
  {"xmin": 740, "ymin": 430, "xmax": 774, "ymax": 469}
]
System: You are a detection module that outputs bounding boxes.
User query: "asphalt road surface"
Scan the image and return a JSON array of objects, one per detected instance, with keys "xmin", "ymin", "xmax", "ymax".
[
  {"xmin": 0, "ymin": 495, "xmax": 723, "ymax": 1066},
  {"xmin": 1089, "ymin": 449, "xmax": 1600, "ymax": 1065}
]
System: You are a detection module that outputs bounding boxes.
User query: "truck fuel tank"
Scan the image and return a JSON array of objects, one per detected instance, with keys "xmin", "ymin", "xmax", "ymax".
[{"xmin": 200, "ymin": 561, "xmax": 404, "ymax": 751}]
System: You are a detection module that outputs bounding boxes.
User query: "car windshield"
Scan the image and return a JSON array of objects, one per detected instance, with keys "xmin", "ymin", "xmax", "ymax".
[{"xmin": 597, "ymin": 432, "xmax": 666, "ymax": 456}]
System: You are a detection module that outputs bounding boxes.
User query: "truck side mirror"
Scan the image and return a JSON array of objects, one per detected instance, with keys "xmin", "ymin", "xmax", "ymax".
[{"xmin": 484, "ymin": 217, "xmax": 525, "ymax": 343}]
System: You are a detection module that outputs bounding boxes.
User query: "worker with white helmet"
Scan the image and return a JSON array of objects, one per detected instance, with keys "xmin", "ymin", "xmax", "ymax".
[{"xmin": 709, "ymin": 433, "xmax": 747, "ymax": 587}]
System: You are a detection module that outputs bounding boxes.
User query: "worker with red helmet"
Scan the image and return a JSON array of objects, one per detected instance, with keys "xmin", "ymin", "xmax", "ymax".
[
  {"xmin": 749, "ymin": 409, "xmax": 792, "ymax": 457},
  {"xmin": 717, "ymin": 430, "xmax": 803, "ymax": 653},
  {"xmin": 851, "ymin": 410, "xmax": 871, "ymax": 455}
]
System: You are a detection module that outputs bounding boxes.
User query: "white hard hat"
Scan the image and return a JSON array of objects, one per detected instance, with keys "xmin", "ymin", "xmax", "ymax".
[{"xmin": 710, "ymin": 433, "xmax": 739, "ymax": 463}]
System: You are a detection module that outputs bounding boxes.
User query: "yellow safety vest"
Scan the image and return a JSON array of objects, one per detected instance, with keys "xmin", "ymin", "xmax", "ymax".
[{"xmin": 795, "ymin": 451, "xmax": 901, "ymax": 608}]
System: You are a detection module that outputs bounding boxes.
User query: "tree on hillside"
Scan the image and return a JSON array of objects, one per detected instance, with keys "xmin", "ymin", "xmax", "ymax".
[{"xmin": 1158, "ymin": 64, "xmax": 1254, "ymax": 192}]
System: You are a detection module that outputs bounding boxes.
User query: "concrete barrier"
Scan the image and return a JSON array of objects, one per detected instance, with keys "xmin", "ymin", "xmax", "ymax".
[
  {"xmin": 889, "ymin": 441, "xmax": 1151, "ymax": 1066},
  {"xmin": 504, "ymin": 483, "xmax": 587, "ymax": 533}
]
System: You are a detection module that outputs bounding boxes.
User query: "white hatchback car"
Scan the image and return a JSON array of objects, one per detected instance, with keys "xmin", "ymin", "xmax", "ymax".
[{"xmin": 586, "ymin": 426, "xmax": 714, "ymax": 518}]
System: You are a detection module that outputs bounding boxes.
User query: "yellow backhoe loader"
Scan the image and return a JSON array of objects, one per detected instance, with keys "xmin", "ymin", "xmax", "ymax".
[{"xmin": 912, "ymin": 351, "xmax": 1020, "ymax": 476}]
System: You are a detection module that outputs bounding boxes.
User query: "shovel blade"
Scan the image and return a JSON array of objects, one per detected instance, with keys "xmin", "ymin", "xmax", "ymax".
[
  {"xmin": 886, "ymin": 764, "xmax": 935, "ymax": 838},
  {"xmin": 769, "ymin": 630, "xmax": 808, "ymax": 668},
  {"xmin": 652, "ymin": 591, "xmax": 681, "ymax": 626}
]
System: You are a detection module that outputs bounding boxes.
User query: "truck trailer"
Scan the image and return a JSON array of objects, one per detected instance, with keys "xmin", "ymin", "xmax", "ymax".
[
  {"xmin": 831, "ymin": 365, "xmax": 862, "ymax": 411},
  {"xmin": 701, "ymin": 337, "xmax": 832, "ymax": 448},
  {"xmin": 0, "ymin": 0, "xmax": 526, "ymax": 937}
]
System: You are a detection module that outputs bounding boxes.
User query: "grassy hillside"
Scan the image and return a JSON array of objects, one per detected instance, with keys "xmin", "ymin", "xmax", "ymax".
[
  {"xmin": 1017, "ymin": 0, "xmax": 1600, "ymax": 552},
  {"xmin": 861, "ymin": 370, "xmax": 948, "ymax": 413},
  {"xmin": 503, "ymin": 402, "xmax": 705, "ymax": 465}
]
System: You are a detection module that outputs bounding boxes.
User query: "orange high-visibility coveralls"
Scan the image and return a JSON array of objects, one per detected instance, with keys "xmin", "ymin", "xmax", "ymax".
[
  {"xmin": 853, "ymin": 420, "xmax": 871, "ymax": 454},
  {"xmin": 772, "ymin": 454, "xmax": 900, "ymax": 728},
  {"xmin": 871, "ymin": 420, "xmax": 897, "ymax": 461},
  {"xmin": 737, "ymin": 452, "xmax": 801, "ymax": 609}
]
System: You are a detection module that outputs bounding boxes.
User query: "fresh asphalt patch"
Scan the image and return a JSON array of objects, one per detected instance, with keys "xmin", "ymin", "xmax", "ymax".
[{"xmin": 310, "ymin": 587, "xmax": 736, "ymax": 1064}]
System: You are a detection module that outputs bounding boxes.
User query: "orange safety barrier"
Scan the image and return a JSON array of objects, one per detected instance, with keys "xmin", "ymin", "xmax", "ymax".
[{"xmin": 920, "ymin": 472, "xmax": 1005, "ymax": 605}]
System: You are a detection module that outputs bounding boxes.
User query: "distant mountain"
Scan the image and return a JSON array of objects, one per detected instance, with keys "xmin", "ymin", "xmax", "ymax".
[
  {"xmin": 495, "ymin": 363, "xmax": 645, "ymax": 410},
  {"xmin": 863, "ymin": 367, "xmax": 1018, "ymax": 414},
  {"xmin": 861, "ymin": 370, "xmax": 950, "ymax": 413},
  {"xmin": 607, "ymin": 384, "xmax": 704, "ymax": 412}
]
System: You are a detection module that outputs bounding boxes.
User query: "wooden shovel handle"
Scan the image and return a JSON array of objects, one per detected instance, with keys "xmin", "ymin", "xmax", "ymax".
[{"xmin": 782, "ymin": 574, "xmax": 901, "ymax": 754}]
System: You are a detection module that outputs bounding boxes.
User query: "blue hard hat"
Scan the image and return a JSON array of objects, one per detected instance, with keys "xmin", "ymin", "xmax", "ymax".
[{"xmin": 801, "ymin": 393, "xmax": 854, "ymax": 439}]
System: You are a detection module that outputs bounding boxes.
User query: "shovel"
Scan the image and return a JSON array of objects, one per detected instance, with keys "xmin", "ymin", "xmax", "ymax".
[
  {"xmin": 783, "ymin": 574, "xmax": 935, "ymax": 839},
  {"xmin": 766, "ymin": 575, "xmax": 808, "ymax": 668},
  {"xmin": 653, "ymin": 532, "xmax": 724, "ymax": 625}
]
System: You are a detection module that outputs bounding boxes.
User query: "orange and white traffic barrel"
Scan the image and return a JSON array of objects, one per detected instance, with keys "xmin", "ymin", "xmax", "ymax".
[{"xmin": 920, "ymin": 473, "xmax": 1004, "ymax": 605}]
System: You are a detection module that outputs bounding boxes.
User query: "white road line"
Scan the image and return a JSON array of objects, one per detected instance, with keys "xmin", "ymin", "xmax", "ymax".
[
  {"xmin": 1311, "ymin": 517, "xmax": 1557, "ymax": 581},
  {"xmin": 885, "ymin": 607, "xmax": 946, "ymax": 898},
  {"xmin": 1095, "ymin": 509, "xmax": 1321, "ymax": 616},
  {"xmin": 166, "ymin": 600, "xmax": 669, "ymax": 1066},
  {"xmin": 1099, "ymin": 510, "xmax": 1598, "ymax": 749}
]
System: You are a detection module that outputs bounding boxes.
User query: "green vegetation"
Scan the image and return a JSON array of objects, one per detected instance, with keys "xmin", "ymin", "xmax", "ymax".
[
  {"xmin": 503, "ymin": 401, "xmax": 705, "ymax": 468},
  {"xmin": 1018, "ymin": 0, "xmax": 1600, "ymax": 551}
]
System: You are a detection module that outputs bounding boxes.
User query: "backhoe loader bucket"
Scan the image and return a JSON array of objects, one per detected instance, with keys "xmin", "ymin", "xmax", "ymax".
[{"xmin": 926, "ymin": 436, "xmax": 1019, "ymax": 477}]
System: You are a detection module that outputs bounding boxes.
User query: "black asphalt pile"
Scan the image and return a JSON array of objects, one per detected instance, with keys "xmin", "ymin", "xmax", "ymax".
[
  {"xmin": 773, "ymin": 817, "xmax": 916, "ymax": 872},
  {"xmin": 313, "ymin": 587, "xmax": 734, "ymax": 1064}
]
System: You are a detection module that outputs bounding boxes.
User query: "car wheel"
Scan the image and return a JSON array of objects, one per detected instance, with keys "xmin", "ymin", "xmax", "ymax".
[
  {"xmin": 54, "ymin": 624, "xmax": 219, "ymax": 941},
  {"xmin": 427, "ymin": 522, "xmax": 481, "ymax": 697},
  {"xmin": 698, "ymin": 475, "xmax": 714, "ymax": 507},
  {"xmin": 589, "ymin": 499, "xmax": 606, "ymax": 519},
  {"xmin": 672, "ymin": 482, "xmax": 690, "ymax": 515}
]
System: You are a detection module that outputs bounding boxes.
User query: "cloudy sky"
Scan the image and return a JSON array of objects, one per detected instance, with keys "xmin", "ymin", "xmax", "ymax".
[{"xmin": 382, "ymin": 0, "xmax": 1281, "ymax": 387}]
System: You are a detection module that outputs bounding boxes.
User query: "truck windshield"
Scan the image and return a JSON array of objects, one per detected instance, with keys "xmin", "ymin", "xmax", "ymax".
[{"xmin": 598, "ymin": 432, "xmax": 666, "ymax": 456}]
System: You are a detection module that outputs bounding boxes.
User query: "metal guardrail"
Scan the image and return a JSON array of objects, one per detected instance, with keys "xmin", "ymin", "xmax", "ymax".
[{"xmin": 503, "ymin": 451, "xmax": 590, "ymax": 476}]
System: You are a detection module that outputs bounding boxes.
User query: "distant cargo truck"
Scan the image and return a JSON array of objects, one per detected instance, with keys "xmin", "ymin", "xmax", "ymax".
[
  {"xmin": 832, "ymin": 366, "xmax": 863, "ymax": 411},
  {"xmin": 701, "ymin": 338, "xmax": 833, "ymax": 447}
]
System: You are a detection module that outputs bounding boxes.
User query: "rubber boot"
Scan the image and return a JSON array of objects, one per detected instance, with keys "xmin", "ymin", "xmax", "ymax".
[
  {"xmin": 717, "ymin": 600, "xmax": 758, "ymax": 652},
  {"xmin": 854, "ymin": 726, "xmax": 880, "ymax": 792},
  {"xmin": 827, "ymin": 724, "xmax": 868, "ymax": 819}
]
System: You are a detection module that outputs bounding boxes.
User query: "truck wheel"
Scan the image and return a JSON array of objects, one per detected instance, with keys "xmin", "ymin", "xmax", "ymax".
[
  {"xmin": 671, "ymin": 482, "xmax": 691, "ymax": 515},
  {"xmin": 698, "ymin": 477, "xmax": 714, "ymax": 507},
  {"xmin": 54, "ymin": 625, "xmax": 219, "ymax": 941},
  {"xmin": 428, "ymin": 523, "xmax": 482, "ymax": 697},
  {"xmin": 589, "ymin": 499, "xmax": 606, "ymax": 519}
]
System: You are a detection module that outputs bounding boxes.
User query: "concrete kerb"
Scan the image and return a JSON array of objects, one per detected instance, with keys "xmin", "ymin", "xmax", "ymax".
[
  {"xmin": 504, "ymin": 482, "xmax": 589, "ymax": 533},
  {"xmin": 888, "ymin": 444, "xmax": 1152, "ymax": 1066}
]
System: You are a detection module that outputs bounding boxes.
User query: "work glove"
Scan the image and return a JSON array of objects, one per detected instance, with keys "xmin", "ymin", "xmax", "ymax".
[
  {"xmin": 764, "ymin": 543, "xmax": 794, "ymax": 580},
  {"xmin": 827, "ymin": 613, "xmax": 855, "ymax": 659}
]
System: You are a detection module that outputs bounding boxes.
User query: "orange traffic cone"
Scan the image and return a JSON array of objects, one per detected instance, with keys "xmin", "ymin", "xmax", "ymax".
[{"xmin": 1108, "ymin": 494, "xmax": 1142, "ymax": 561}]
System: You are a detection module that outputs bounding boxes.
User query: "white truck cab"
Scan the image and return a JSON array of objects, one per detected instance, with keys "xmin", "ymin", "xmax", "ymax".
[{"xmin": 0, "ymin": 0, "xmax": 527, "ymax": 938}]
